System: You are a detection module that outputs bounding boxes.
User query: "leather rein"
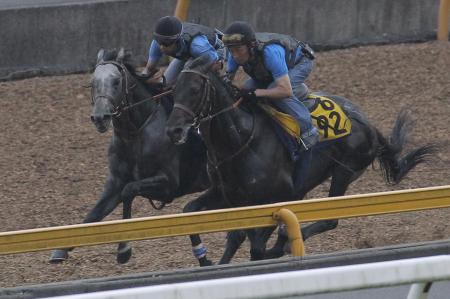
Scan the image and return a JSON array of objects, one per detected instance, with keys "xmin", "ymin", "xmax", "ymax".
[
  {"xmin": 91, "ymin": 60, "xmax": 172, "ymax": 118},
  {"xmin": 91, "ymin": 60, "xmax": 172, "ymax": 210},
  {"xmin": 175, "ymin": 69, "xmax": 256, "ymax": 207}
]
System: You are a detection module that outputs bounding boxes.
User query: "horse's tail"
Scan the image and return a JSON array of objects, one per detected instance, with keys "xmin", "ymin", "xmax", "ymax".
[{"xmin": 376, "ymin": 109, "xmax": 437, "ymax": 185}]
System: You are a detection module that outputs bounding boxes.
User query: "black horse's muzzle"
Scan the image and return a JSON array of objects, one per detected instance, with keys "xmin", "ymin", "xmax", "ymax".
[{"xmin": 166, "ymin": 125, "xmax": 191, "ymax": 145}]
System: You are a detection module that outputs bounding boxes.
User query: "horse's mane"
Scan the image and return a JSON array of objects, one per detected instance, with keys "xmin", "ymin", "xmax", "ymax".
[
  {"xmin": 185, "ymin": 55, "xmax": 242, "ymax": 103},
  {"xmin": 100, "ymin": 48, "xmax": 168, "ymax": 96},
  {"xmin": 102, "ymin": 49, "xmax": 139, "ymax": 75}
]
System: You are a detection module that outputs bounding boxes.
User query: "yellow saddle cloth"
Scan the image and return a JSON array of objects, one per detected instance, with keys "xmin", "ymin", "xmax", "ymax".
[{"xmin": 258, "ymin": 94, "xmax": 352, "ymax": 142}]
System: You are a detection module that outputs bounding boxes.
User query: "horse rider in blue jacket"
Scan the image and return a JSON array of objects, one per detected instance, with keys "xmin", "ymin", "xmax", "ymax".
[
  {"xmin": 142, "ymin": 16, "xmax": 225, "ymax": 86},
  {"xmin": 222, "ymin": 21, "xmax": 319, "ymax": 152}
]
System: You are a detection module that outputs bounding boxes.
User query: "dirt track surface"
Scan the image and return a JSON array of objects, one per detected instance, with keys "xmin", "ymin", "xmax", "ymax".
[{"xmin": 1, "ymin": 42, "xmax": 450, "ymax": 288}]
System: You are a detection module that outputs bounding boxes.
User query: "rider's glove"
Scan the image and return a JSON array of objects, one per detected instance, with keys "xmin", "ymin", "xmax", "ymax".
[
  {"xmin": 138, "ymin": 68, "xmax": 159, "ymax": 80},
  {"xmin": 239, "ymin": 88, "xmax": 257, "ymax": 101}
]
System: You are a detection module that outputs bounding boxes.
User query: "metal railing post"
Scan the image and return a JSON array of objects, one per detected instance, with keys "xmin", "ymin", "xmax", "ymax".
[
  {"xmin": 174, "ymin": 0, "xmax": 191, "ymax": 21},
  {"xmin": 407, "ymin": 282, "xmax": 433, "ymax": 299},
  {"xmin": 438, "ymin": 0, "xmax": 450, "ymax": 41},
  {"xmin": 273, "ymin": 208, "xmax": 305, "ymax": 256}
]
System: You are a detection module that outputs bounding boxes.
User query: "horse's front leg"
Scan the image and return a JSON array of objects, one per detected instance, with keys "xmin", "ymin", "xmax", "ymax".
[
  {"xmin": 116, "ymin": 173, "xmax": 174, "ymax": 263},
  {"xmin": 49, "ymin": 176, "xmax": 126, "ymax": 263},
  {"xmin": 116, "ymin": 198, "xmax": 133, "ymax": 264},
  {"xmin": 122, "ymin": 173, "xmax": 176, "ymax": 202},
  {"xmin": 183, "ymin": 188, "xmax": 220, "ymax": 267}
]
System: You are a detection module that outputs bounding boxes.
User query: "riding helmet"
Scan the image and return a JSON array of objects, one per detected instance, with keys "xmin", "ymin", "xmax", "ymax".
[
  {"xmin": 223, "ymin": 21, "xmax": 256, "ymax": 47},
  {"xmin": 153, "ymin": 16, "xmax": 183, "ymax": 45}
]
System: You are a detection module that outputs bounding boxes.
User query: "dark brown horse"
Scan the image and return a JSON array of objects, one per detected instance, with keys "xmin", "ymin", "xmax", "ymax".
[{"xmin": 166, "ymin": 55, "xmax": 435, "ymax": 266}]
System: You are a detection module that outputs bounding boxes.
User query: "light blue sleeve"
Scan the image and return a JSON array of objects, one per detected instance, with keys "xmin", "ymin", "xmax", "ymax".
[
  {"xmin": 263, "ymin": 44, "xmax": 288, "ymax": 80},
  {"xmin": 148, "ymin": 40, "xmax": 163, "ymax": 62},
  {"xmin": 226, "ymin": 52, "xmax": 239, "ymax": 74},
  {"xmin": 190, "ymin": 35, "xmax": 218, "ymax": 62}
]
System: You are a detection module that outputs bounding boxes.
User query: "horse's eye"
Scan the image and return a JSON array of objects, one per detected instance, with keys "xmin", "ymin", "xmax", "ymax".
[
  {"xmin": 112, "ymin": 79, "xmax": 121, "ymax": 87},
  {"xmin": 190, "ymin": 86, "xmax": 201, "ymax": 94}
]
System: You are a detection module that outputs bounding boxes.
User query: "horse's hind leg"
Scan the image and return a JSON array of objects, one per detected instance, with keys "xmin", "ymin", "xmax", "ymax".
[
  {"xmin": 263, "ymin": 189, "xmax": 307, "ymax": 259},
  {"xmin": 247, "ymin": 227, "xmax": 277, "ymax": 261},
  {"xmin": 49, "ymin": 178, "xmax": 125, "ymax": 263},
  {"xmin": 264, "ymin": 229, "xmax": 289, "ymax": 259},
  {"xmin": 267, "ymin": 167, "xmax": 364, "ymax": 258},
  {"xmin": 218, "ymin": 230, "xmax": 247, "ymax": 264},
  {"xmin": 293, "ymin": 168, "xmax": 365, "ymax": 252}
]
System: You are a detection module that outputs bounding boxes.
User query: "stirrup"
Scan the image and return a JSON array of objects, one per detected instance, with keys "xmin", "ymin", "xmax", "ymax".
[{"xmin": 299, "ymin": 128, "xmax": 319, "ymax": 151}]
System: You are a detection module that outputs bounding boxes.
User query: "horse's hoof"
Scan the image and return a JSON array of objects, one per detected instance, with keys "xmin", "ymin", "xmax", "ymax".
[
  {"xmin": 49, "ymin": 249, "xmax": 69, "ymax": 263},
  {"xmin": 199, "ymin": 259, "xmax": 213, "ymax": 267},
  {"xmin": 117, "ymin": 248, "xmax": 132, "ymax": 264},
  {"xmin": 283, "ymin": 242, "xmax": 292, "ymax": 255},
  {"xmin": 264, "ymin": 248, "xmax": 285, "ymax": 259},
  {"xmin": 278, "ymin": 224, "xmax": 288, "ymax": 237}
]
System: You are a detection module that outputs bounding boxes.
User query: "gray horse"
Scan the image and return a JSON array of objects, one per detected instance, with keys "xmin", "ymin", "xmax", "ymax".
[{"xmin": 50, "ymin": 48, "xmax": 209, "ymax": 263}]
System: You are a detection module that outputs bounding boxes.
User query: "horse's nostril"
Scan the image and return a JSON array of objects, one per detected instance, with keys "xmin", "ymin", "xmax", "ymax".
[
  {"xmin": 173, "ymin": 127, "xmax": 184, "ymax": 136},
  {"xmin": 167, "ymin": 127, "xmax": 184, "ymax": 142},
  {"xmin": 90, "ymin": 115, "xmax": 95, "ymax": 122}
]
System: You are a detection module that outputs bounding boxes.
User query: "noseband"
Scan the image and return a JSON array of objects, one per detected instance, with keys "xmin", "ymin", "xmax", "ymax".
[{"xmin": 174, "ymin": 69, "xmax": 215, "ymax": 127}]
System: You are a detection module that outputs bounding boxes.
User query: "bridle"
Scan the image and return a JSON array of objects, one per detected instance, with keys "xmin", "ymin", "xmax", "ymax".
[
  {"xmin": 91, "ymin": 60, "xmax": 135, "ymax": 117},
  {"xmin": 174, "ymin": 69, "xmax": 244, "ymax": 128},
  {"xmin": 90, "ymin": 60, "xmax": 170, "ymax": 210},
  {"xmin": 173, "ymin": 69, "xmax": 215, "ymax": 128},
  {"xmin": 91, "ymin": 60, "xmax": 172, "ymax": 118},
  {"xmin": 173, "ymin": 68, "xmax": 254, "ymax": 208}
]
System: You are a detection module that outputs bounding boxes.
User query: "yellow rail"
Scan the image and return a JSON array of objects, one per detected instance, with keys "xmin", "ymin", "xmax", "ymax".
[
  {"xmin": 438, "ymin": 0, "xmax": 450, "ymax": 41},
  {"xmin": 1, "ymin": 185, "xmax": 450, "ymax": 255}
]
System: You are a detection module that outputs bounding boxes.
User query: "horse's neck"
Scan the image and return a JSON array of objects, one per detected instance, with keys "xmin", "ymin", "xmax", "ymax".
[
  {"xmin": 113, "ymin": 80, "xmax": 161, "ymax": 135},
  {"xmin": 202, "ymin": 77, "xmax": 254, "ymax": 156}
]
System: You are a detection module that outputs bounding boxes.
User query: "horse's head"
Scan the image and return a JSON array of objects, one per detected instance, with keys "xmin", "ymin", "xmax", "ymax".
[
  {"xmin": 166, "ymin": 55, "xmax": 216, "ymax": 144},
  {"xmin": 90, "ymin": 48, "xmax": 133, "ymax": 133}
]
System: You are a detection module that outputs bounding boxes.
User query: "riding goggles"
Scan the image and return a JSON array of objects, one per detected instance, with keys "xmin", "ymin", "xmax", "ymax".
[
  {"xmin": 222, "ymin": 33, "xmax": 247, "ymax": 47},
  {"xmin": 154, "ymin": 32, "xmax": 180, "ymax": 47}
]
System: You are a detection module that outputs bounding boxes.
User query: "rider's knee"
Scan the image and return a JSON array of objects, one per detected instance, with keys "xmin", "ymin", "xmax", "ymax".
[{"xmin": 292, "ymin": 83, "xmax": 309, "ymax": 100}]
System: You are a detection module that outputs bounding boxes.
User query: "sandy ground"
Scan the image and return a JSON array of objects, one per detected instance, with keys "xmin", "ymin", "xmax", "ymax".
[{"xmin": 0, "ymin": 41, "xmax": 449, "ymax": 288}]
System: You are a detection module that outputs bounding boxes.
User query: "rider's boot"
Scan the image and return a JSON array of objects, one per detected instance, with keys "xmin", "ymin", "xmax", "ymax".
[{"xmin": 299, "ymin": 126, "xmax": 319, "ymax": 151}]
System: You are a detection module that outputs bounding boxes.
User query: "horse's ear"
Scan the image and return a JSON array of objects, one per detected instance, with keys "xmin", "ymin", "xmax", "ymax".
[
  {"xmin": 117, "ymin": 48, "xmax": 125, "ymax": 63},
  {"xmin": 97, "ymin": 48, "xmax": 105, "ymax": 64}
]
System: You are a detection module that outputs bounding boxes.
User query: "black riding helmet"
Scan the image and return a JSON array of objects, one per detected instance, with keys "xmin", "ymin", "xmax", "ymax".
[
  {"xmin": 223, "ymin": 21, "xmax": 256, "ymax": 47},
  {"xmin": 154, "ymin": 16, "xmax": 182, "ymax": 46}
]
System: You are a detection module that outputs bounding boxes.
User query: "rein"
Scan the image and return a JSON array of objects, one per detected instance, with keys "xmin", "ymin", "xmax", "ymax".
[
  {"xmin": 176, "ymin": 68, "xmax": 256, "ymax": 207},
  {"xmin": 92, "ymin": 60, "xmax": 172, "ymax": 117},
  {"xmin": 121, "ymin": 89, "xmax": 173, "ymax": 112},
  {"xmin": 175, "ymin": 69, "xmax": 244, "ymax": 127},
  {"xmin": 92, "ymin": 60, "xmax": 172, "ymax": 138}
]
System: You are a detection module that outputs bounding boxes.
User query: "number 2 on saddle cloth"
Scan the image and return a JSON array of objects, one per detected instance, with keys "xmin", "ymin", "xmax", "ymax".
[{"xmin": 259, "ymin": 93, "xmax": 352, "ymax": 148}]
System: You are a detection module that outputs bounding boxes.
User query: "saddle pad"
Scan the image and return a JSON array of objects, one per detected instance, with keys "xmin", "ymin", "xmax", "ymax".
[
  {"xmin": 305, "ymin": 94, "xmax": 352, "ymax": 141},
  {"xmin": 258, "ymin": 103, "xmax": 301, "ymax": 142}
]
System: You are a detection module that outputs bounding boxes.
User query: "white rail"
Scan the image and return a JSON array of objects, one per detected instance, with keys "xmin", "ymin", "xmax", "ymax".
[{"xmin": 47, "ymin": 255, "xmax": 450, "ymax": 299}]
